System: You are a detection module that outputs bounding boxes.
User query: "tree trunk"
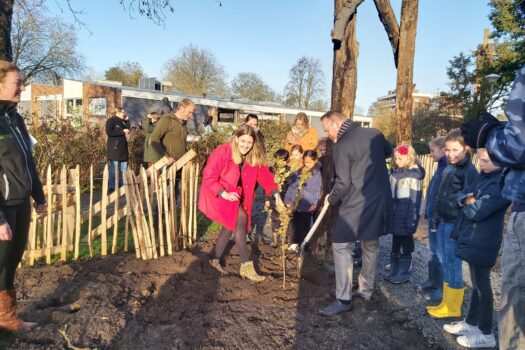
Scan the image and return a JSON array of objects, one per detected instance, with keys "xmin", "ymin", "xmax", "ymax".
[
  {"xmin": 394, "ymin": 0, "xmax": 418, "ymax": 144},
  {"xmin": 0, "ymin": 0, "xmax": 14, "ymax": 61},
  {"xmin": 331, "ymin": 0, "xmax": 359, "ymax": 120}
]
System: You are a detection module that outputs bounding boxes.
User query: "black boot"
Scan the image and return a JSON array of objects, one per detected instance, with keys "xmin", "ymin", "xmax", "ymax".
[
  {"xmin": 388, "ymin": 256, "xmax": 411, "ymax": 284},
  {"xmin": 424, "ymin": 263, "xmax": 443, "ymax": 301},
  {"xmin": 353, "ymin": 242, "xmax": 362, "ymax": 268},
  {"xmin": 415, "ymin": 257, "xmax": 441, "ymax": 292},
  {"xmin": 385, "ymin": 253, "xmax": 400, "ymax": 281}
]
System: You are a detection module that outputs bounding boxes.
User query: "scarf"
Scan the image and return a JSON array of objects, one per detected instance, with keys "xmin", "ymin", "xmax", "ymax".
[
  {"xmin": 291, "ymin": 126, "xmax": 308, "ymax": 139},
  {"xmin": 336, "ymin": 119, "xmax": 354, "ymax": 141}
]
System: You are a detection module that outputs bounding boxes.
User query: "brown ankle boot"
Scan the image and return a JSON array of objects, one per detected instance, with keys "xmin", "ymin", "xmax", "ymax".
[
  {"xmin": 209, "ymin": 259, "xmax": 227, "ymax": 274},
  {"xmin": 239, "ymin": 261, "xmax": 265, "ymax": 282},
  {"xmin": 0, "ymin": 290, "xmax": 37, "ymax": 332}
]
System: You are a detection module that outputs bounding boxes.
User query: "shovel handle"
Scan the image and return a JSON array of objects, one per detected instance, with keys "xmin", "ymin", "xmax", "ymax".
[{"xmin": 300, "ymin": 200, "xmax": 330, "ymax": 250}]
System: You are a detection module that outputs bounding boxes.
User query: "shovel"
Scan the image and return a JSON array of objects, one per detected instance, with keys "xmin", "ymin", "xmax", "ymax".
[{"xmin": 296, "ymin": 200, "xmax": 330, "ymax": 278}]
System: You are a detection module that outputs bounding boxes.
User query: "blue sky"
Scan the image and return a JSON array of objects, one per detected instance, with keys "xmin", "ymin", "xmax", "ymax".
[{"xmin": 49, "ymin": 0, "xmax": 492, "ymax": 112}]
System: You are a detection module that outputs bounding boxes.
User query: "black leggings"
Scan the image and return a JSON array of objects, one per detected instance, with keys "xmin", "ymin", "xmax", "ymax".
[
  {"xmin": 0, "ymin": 199, "xmax": 31, "ymax": 291},
  {"xmin": 392, "ymin": 235, "xmax": 414, "ymax": 257},
  {"xmin": 213, "ymin": 206, "xmax": 249, "ymax": 263},
  {"xmin": 466, "ymin": 264, "xmax": 493, "ymax": 334}
]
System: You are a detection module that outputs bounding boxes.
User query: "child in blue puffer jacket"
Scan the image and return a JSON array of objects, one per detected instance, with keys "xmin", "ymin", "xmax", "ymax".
[
  {"xmin": 442, "ymin": 148, "xmax": 510, "ymax": 349},
  {"xmin": 386, "ymin": 144, "xmax": 425, "ymax": 284},
  {"xmin": 416, "ymin": 137, "xmax": 447, "ymax": 302},
  {"xmin": 284, "ymin": 150, "xmax": 322, "ymax": 253}
]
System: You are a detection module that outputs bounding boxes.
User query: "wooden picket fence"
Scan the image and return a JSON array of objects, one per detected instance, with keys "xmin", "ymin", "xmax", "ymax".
[{"xmin": 22, "ymin": 150, "xmax": 199, "ymax": 265}]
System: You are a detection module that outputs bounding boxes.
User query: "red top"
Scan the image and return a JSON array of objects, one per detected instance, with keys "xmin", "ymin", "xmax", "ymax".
[{"xmin": 198, "ymin": 143, "xmax": 278, "ymax": 231}]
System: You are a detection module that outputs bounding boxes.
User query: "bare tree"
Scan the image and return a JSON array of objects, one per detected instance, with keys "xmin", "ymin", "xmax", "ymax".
[
  {"xmin": 374, "ymin": 0, "xmax": 419, "ymax": 144},
  {"xmin": 163, "ymin": 45, "xmax": 229, "ymax": 97},
  {"xmin": 331, "ymin": 0, "xmax": 364, "ymax": 119},
  {"xmin": 0, "ymin": 0, "xmax": 178, "ymax": 61},
  {"xmin": 284, "ymin": 56, "xmax": 325, "ymax": 110},
  {"xmin": 104, "ymin": 61, "xmax": 144, "ymax": 87},
  {"xmin": 231, "ymin": 72, "xmax": 278, "ymax": 102},
  {"xmin": 11, "ymin": 0, "xmax": 85, "ymax": 84}
]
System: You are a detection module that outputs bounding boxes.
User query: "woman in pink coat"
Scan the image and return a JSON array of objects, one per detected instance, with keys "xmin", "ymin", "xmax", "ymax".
[{"xmin": 199, "ymin": 125, "xmax": 283, "ymax": 282}]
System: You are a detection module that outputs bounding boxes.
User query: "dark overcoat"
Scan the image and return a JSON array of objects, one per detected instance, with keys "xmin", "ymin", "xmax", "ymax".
[{"xmin": 328, "ymin": 122, "xmax": 393, "ymax": 243}]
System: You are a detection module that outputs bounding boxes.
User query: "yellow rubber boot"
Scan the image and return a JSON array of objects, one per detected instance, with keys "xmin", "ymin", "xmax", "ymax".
[
  {"xmin": 427, "ymin": 286, "xmax": 464, "ymax": 319},
  {"xmin": 426, "ymin": 283, "xmax": 448, "ymax": 311}
]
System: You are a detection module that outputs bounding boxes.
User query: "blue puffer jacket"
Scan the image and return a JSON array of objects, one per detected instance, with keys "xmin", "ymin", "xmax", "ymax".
[
  {"xmin": 486, "ymin": 64, "xmax": 525, "ymax": 210},
  {"xmin": 390, "ymin": 165, "xmax": 425, "ymax": 236},
  {"xmin": 453, "ymin": 169, "xmax": 511, "ymax": 268},
  {"xmin": 284, "ymin": 165, "xmax": 322, "ymax": 213},
  {"xmin": 433, "ymin": 155, "xmax": 479, "ymax": 226},
  {"xmin": 425, "ymin": 156, "xmax": 447, "ymax": 228}
]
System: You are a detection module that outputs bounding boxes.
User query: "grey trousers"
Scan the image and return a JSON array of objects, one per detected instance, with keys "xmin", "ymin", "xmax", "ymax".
[
  {"xmin": 499, "ymin": 211, "xmax": 525, "ymax": 350},
  {"xmin": 333, "ymin": 239, "xmax": 379, "ymax": 301}
]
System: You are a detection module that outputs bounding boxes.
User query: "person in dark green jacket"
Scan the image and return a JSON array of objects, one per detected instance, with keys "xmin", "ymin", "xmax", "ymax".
[
  {"xmin": 143, "ymin": 112, "xmax": 162, "ymax": 167},
  {"xmin": 149, "ymin": 98, "xmax": 194, "ymax": 164}
]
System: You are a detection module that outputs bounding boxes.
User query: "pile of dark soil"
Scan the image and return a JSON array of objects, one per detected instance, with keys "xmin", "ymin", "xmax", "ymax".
[{"xmin": 1, "ymin": 237, "xmax": 438, "ymax": 349}]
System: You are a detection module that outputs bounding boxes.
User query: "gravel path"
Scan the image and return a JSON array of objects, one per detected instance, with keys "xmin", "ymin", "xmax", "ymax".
[{"xmin": 376, "ymin": 229, "xmax": 501, "ymax": 350}]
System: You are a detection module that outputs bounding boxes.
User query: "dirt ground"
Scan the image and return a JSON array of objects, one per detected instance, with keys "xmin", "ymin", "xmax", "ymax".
[{"xmin": 0, "ymin": 234, "xmax": 441, "ymax": 350}]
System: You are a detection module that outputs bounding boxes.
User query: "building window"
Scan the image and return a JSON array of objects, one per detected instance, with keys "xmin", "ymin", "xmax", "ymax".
[
  {"xmin": 89, "ymin": 97, "xmax": 107, "ymax": 116},
  {"xmin": 66, "ymin": 98, "xmax": 82, "ymax": 117}
]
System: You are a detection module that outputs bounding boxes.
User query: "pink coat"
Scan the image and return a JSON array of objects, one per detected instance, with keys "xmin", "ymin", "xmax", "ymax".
[{"xmin": 198, "ymin": 143, "xmax": 278, "ymax": 231}]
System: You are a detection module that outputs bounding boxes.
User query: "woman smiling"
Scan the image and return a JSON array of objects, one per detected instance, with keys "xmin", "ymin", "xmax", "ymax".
[{"xmin": 199, "ymin": 125, "xmax": 284, "ymax": 282}]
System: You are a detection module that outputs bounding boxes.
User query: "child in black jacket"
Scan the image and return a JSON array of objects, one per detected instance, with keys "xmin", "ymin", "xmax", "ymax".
[{"xmin": 443, "ymin": 148, "xmax": 510, "ymax": 348}]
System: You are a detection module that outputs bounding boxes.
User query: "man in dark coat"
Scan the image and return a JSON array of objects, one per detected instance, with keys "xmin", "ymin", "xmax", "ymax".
[
  {"xmin": 159, "ymin": 97, "xmax": 173, "ymax": 116},
  {"xmin": 319, "ymin": 111, "xmax": 393, "ymax": 316}
]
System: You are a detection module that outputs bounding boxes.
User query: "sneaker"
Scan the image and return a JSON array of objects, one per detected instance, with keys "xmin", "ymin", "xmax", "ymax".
[
  {"xmin": 456, "ymin": 333, "xmax": 496, "ymax": 348},
  {"xmin": 385, "ymin": 263, "xmax": 391, "ymax": 271},
  {"xmin": 443, "ymin": 320, "xmax": 481, "ymax": 336},
  {"xmin": 287, "ymin": 244, "xmax": 299, "ymax": 252}
]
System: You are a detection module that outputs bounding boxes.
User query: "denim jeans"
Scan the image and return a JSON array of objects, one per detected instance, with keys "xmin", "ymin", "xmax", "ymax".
[
  {"xmin": 428, "ymin": 225, "xmax": 438, "ymax": 261},
  {"xmin": 108, "ymin": 160, "xmax": 128, "ymax": 190},
  {"xmin": 499, "ymin": 211, "xmax": 525, "ymax": 350},
  {"xmin": 436, "ymin": 221, "xmax": 463, "ymax": 289},
  {"xmin": 466, "ymin": 264, "xmax": 493, "ymax": 335}
]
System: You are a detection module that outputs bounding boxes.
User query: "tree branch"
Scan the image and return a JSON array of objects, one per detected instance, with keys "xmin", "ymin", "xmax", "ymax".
[{"xmin": 373, "ymin": 0, "xmax": 400, "ymax": 67}]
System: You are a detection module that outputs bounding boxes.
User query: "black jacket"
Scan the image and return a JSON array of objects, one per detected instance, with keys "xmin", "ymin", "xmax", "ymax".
[
  {"xmin": 434, "ymin": 155, "xmax": 478, "ymax": 225},
  {"xmin": 328, "ymin": 121, "xmax": 393, "ymax": 242},
  {"xmin": 0, "ymin": 103, "xmax": 45, "ymax": 224},
  {"xmin": 453, "ymin": 169, "xmax": 510, "ymax": 268},
  {"xmin": 425, "ymin": 156, "xmax": 447, "ymax": 228},
  {"xmin": 106, "ymin": 116, "xmax": 130, "ymax": 161}
]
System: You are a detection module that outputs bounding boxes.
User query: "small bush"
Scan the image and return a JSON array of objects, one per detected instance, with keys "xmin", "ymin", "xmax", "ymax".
[
  {"xmin": 259, "ymin": 120, "xmax": 290, "ymax": 165},
  {"xmin": 31, "ymin": 123, "xmax": 144, "ymax": 190}
]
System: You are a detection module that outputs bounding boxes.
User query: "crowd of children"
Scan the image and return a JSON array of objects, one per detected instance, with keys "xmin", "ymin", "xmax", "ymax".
[{"xmin": 381, "ymin": 130, "xmax": 509, "ymax": 349}]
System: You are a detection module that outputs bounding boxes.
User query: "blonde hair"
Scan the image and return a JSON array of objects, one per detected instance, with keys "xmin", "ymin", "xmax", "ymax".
[
  {"xmin": 111, "ymin": 106, "xmax": 124, "ymax": 116},
  {"xmin": 0, "ymin": 60, "xmax": 20, "ymax": 83},
  {"xmin": 476, "ymin": 148, "xmax": 489, "ymax": 157},
  {"xmin": 231, "ymin": 125, "xmax": 266, "ymax": 166},
  {"xmin": 294, "ymin": 112, "xmax": 309, "ymax": 128},
  {"xmin": 394, "ymin": 144, "xmax": 418, "ymax": 169},
  {"xmin": 178, "ymin": 98, "xmax": 194, "ymax": 109},
  {"xmin": 429, "ymin": 136, "xmax": 446, "ymax": 149}
]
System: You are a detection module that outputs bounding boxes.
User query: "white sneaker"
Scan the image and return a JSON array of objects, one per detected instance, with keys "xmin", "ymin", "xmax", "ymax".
[
  {"xmin": 287, "ymin": 244, "xmax": 298, "ymax": 252},
  {"xmin": 385, "ymin": 263, "xmax": 391, "ymax": 271},
  {"xmin": 456, "ymin": 333, "xmax": 496, "ymax": 348},
  {"xmin": 443, "ymin": 320, "xmax": 481, "ymax": 336}
]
